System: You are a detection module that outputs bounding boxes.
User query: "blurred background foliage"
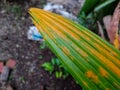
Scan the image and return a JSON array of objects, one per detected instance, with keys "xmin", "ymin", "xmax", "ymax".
[{"xmin": 78, "ymin": 0, "xmax": 119, "ymax": 34}]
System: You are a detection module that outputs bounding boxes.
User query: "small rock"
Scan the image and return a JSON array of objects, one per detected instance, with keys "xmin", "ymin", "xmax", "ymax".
[
  {"xmin": 29, "ymin": 65, "xmax": 35, "ymax": 73},
  {"xmin": 22, "ymin": 55, "xmax": 25, "ymax": 58},
  {"xmin": 16, "ymin": 44, "xmax": 20, "ymax": 48},
  {"xmin": 1, "ymin": 10, "xmax": 6, "ymax": 14},
  {"xmin": 25, "ymin": 56, "xmax": 29, "ymax": 59},
  {"xmin": 26, "ymin": 62, "xmax": 31, "ymax": 65},
  {"xmin": 39, "ymin": 85, "xmax": 44, "ymax": 90},
  {"xmin": 0, "ymin": 66, "xmax": 9, "ymax": 81},
  {"xmin": 6, "ymin": 85, "xmax": 14, "ymax": 90},
  {"xmin": 21, "ymin": 17, "xmax": 25, "ymax": 20}
]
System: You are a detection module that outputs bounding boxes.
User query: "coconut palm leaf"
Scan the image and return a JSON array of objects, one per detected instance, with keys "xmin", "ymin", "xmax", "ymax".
[{"xmin": 29, "ymin": 8, "xmax": 120, "ymax": 89}]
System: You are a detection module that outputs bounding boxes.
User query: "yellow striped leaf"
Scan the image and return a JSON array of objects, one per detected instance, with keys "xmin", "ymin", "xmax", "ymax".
[{"xmin": 29, "ymin": 8, "xmax": 120, "ymax": 90}]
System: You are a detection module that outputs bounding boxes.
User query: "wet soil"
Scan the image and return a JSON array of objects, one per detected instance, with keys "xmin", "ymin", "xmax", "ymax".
[{"xmin": 0, "ymin": 1, "xmax": 82, "ymax": 90}]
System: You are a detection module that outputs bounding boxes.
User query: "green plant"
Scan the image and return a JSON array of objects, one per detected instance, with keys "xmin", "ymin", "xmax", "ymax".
[
  {"xmin": 11, "ymin": 4, "xmax": 22, "ymax": 15},
  {"xmin": 42, "ymin": 58, "xmax": 69, "ymax": 79},
  {"xmin": 29, "ymin": 8, "xmax": 120, "ymax": 89},
  {"xmin": 42, "ymin": 62, "xmax": 54, "ymax": 74},
  {"xmin": 78, "ymin": 0, "xmax": 119, "ymax": 27},
  {"xmin": 52, "ymin": 58, "xmax": 69, "ymax": 79},
  {"xmin": 78, "ymin": 0, "xmax": 119, "ymax": 39},
  {"xmin": 77, "ymin": 12, "xmax": 97, "ymax": 33},
  {"xmin": 39, "ymin": 41, "xmax": 46, "ymax": 49},
  {"xmin": 4, "ymin": 3, "xmax": 22, "ymax": 16},
  {"xmin": 39, "ymin": 55, "xmax": 43, "ymax": 59},
  {"xmin": 79, "ymin": 0, "xmax": 118, "ymax": 17},
  {"xmin": 19, "ymin": 77, "xmax": 25, "ymax": 83},
  {"xmin": 8, "ymin": 74, "xmax": 13, "ymax": 81}
]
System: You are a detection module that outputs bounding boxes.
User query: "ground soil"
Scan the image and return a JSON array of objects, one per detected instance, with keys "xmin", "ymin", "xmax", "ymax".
[{"xmin": 0, "ymin": 1, "xmax": 82, "ymax": 90}]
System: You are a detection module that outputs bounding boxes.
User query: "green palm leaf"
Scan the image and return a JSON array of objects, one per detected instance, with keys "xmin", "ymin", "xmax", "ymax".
[{"xmin": 29, "ymin": 8, "xmax": 120, "ymax": 89}]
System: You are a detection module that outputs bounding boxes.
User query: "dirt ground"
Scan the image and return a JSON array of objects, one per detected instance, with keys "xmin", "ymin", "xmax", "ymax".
[{"xmin": 0, "ymin": 1, "xmax": 82, "ymax": 90}]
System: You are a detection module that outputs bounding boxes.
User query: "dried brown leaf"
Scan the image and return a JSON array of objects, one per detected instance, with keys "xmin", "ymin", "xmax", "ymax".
[
  {"xmin": 103, "ymin": 2, "xmax": 120, "ymax": 49},
  {"xmin": 110, "ymin": 2, "xmax": 120, "ymax": 49},
  {"xmin": 97, "ymin": 21, "xmax": 105, "ymax": 39},
  {"xmin": 103, "ymin": 15, "xmax": 112, "ymax": 38}
]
